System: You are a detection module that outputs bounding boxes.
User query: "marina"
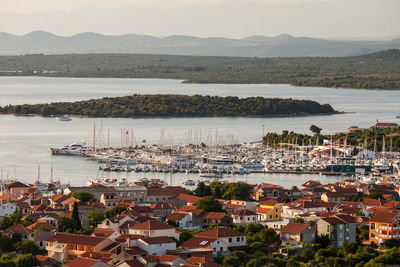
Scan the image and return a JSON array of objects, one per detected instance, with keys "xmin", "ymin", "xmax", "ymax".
[{"xmin": 0, "ymin": 77, "xmax": 400, "ymax": 186}]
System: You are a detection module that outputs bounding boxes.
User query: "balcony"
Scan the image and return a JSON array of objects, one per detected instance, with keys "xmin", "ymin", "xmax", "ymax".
[{"xmin": 47, "ymin": 243, "xmax": 66, "ymax": 253}]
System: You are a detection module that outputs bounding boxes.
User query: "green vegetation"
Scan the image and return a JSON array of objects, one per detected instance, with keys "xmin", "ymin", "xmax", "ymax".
[
  {"xmin": 263, "ymin": 125, "xmax": 400, "ymax": 152},
  {"xmin": 105, "ymin": 206, "xmax": 127, "ymax": 218},
  {"xmin": 69, "ymin": 190, "xmax": 96, "ymax": 203},
  {"xmin": 0, "ymin": 50, "xmax": 399, "ymax": 89},
  {"xmin": 196, "ymin": 196, "xmax": 223, "ymax": 212},
  {"xmin": 0, "ymin": 94, "xmax": 335, "ymax": 118},
  {"xmin": 87, "ymin": 210, "xmax": 106, "ymax": 228},
  {"xmin": 193, "ymin": 181, "xmax": 253, "ymax": 201}
]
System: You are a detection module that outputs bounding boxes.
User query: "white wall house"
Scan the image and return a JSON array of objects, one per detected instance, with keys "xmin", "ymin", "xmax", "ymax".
[
  {"xmin": 137, "ymin": 237, "xmax": 176, "ymax": 255},
  {"xmin": 0, "ymin": 202, "xmax": 18, "ymax": 218}
]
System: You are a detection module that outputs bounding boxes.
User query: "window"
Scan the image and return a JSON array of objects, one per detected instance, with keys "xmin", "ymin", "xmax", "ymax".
[
  {"xmin": 220, "ymin": 247, "xmax": 223, "ymax": 251},
  {"xmin": 236, "ymin": 237, "xmax": 240, "ymax": 242},
  {"xmin": 229, "ymin": 238, "xmax": 232, "ymax": 242}
]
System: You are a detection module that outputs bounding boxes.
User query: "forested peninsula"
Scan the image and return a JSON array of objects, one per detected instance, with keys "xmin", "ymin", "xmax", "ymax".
[
  {"xmin": 0, "ymin": 94, "xmax": 336, "ymax": 118},
  {"xmin": 0, "ymin": 49, "xmax": 400, "ymax": 90}
]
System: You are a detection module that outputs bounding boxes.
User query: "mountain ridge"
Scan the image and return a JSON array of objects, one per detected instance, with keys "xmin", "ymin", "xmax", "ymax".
[{"xmin": 1, "ymin": 31, "xmax": 400, "ymax": 57}]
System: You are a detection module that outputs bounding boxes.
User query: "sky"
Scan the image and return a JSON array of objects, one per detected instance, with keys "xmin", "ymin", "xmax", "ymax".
[{"xmin": 0, "ymin": 0, "xmax": 399, "ymax": 39}]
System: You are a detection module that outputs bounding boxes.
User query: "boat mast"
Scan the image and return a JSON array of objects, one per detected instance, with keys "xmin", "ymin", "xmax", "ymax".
[
  {"xmin": 50, "ymin": 164, "xmax": 53, "ymax": 183},
  {"xmin": 93, "ymin": 123, "xmax": 96, "ymax": 154}
]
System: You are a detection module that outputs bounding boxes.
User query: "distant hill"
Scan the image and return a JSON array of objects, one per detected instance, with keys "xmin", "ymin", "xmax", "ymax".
[{"xmin": 1, "ymin": 31, "xmax": 400, "ymax": 57}]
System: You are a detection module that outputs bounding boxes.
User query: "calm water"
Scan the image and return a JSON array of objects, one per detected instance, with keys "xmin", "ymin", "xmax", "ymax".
[{"xmin": 0, "ymin": 77, "xmax": 399, "ymax": 186}]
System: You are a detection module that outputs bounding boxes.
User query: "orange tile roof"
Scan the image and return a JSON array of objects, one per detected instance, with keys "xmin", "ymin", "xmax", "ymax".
[
  {"xmin": 64, "ymin": 257, "xmax": 101, "ymax": 267},
  {"xmin": 281, "ymin": 223, "xmax": 310, "ymax": 234},
  {"xmin": 256, "ymin": 207, "xmax": 272, "ymax": 214},
  {"xmin": 203, "ymin": 212, "xmax": 227, "ymax": 220},
  {"xmin": 130, "ymin": 220, "xmax": 174, "ymax": 231},
  {"xmin": 187, "ymin": 256, "xmax": 206, "ymax": 265},
  {"xmin": 140, "ymin": 236, "xmax": 175, "ymax": 245},
  {"xmin": 231, "ymin": 209, "xmax": 256, "ymax": 216},
  {"xmin": 195, "ymin": 227, "xmax": 244, "ymax": 238},
  {"xmin": 92, "ymin": 229, "xmax": 117, "ymax": 238},
  {"xmin": 47, "ymin": 232, "xmax": 106, "ymax": 246}
]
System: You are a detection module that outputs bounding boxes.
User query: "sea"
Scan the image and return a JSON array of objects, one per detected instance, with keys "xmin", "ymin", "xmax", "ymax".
[{"xmin": 0, "ymin": 77, "xmax": 399, "ymax": 187}]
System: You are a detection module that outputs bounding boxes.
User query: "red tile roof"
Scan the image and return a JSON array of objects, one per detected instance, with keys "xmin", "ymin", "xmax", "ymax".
[
  {"xmin": 203, "ymin": 212, "xmax": 227, "ymax": 220},
  {"xmin": 181, "ymin": 237, "xmax": 217, "ymax": 249},
  {"xmin": 130, "ymin": 220, "xmax": 174, "ymax": 231},
  {"xmin": 46, "ymin": 232, "xmax": 106, "ymax": 246},
  {"xmin": 231, "ymin": 209, "xmax": 256, "ymax": 216},
  {"xmin": 5, "ymin": 181, "xmax": 29, "ymax": 189},
  {"xmin": 187, "ymin": 256, "xmax": 206, "ymax": 265},
  {"xmin": 3, "ymin": 225, "xmax": 31, "ymax": 235},
  {"xmin": 140, "ymin": 236, "xmax": 176, "ymax": 245},
  {"xmin": 64, "ymin": 257, "xmax": 101, "ymax": 267},
  {"xmin": 256, "ymin": 207, "xmax": 273, "ymax": 214},
  {"xmin": 170, "ymin": 194, "xmax": 202, "ymax": 205},
  {"xmin": 26, "ymin": 220, "xmax": 56, "ymax": 231},
  {"xmin": 159, "ymin": 254, "xmax": 179, "ymax": 261},
  {"xmin": 167, "ymin": 212, "xmax": 189, "ymax": 221},
  {"xmin": 123, "ymin": 259, "xmax": 146, "ymax": 267},
  {"xmin": 92, "ymin": 229, "xmax": 117, "ymax": 238},
  {"xmin": 281, "ymin": 223, "xmax": 311, "ymax": 234},
  {"xmin": 195, "ymin": 227, "xmax": 245, "ymax": 238},
  {"xmin": 371, "ymin": 212, "xmax": 400, "ymax": 223}
]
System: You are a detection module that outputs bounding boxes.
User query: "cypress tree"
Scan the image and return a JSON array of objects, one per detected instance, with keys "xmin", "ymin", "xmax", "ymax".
[{"xmin": 72, "ymin": 202, "xmax": 82, "ymax": 230}]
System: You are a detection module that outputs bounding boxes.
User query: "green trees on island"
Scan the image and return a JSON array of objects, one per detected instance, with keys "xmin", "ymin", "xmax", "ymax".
[
  {"xmin": 0, "ymin": 50, "xmax": 399, "ymax": 89},
  {"xmin": 0, "ymin": 94, "xmax": 336, "ymax": 118}
]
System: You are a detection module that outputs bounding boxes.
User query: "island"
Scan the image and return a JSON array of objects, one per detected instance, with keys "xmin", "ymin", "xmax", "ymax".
[{"xmin": 0, "ymin": 94, "xmax": 337, "ymax": 118}]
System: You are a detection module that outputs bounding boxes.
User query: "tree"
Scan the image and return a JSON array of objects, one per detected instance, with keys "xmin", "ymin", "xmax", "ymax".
[
  {"xmin": 310, "ymin": 125, "xmax": 322, "ymax": 135},
  {"xmin": 196, "ymin": 196, "xmax": 223, "ymax": 212},
  {"xmin": 70, "ymin": 190, "xmax": 96, "ymax": 203},
  {"xmin": 87, "ymin": 210, "xmax": 106, "ymax": 227},
  {"xmin": 58, "ymin": 216, "xmax": 80, "ymax": 232},
  {"xmin": 178, "ymin": 231, "xmax": 193, "ymax": 246},
  {"xmin": 14, "ymin": 254, "xmax": 39, "ymax": 267},
  {"xmin": 223, "ymin": 256, "xmax": 240, "ymax": 267},
  {"xmin": 366, "ymin": 192, "xmax": 383, "ymax": 199},
  {"xmin": 72, "ymin": 202, "xmax": 82, "ymax": 230},
  {"xmin": 359, "ymin": 225, "xmax": 370, "ymax": 241},
  {"xmin": 0, "ymin": 254, "xmax": 15, "ymax": 267},
  {"xmin": 0, "ymin": 235, "xmax": 15, "ymax": 252},
  {"xmin": 316, "ymin": 234, "xmax": 331, "ymax": 248},
  {"xmin": 16, "ymin": 240, "xmax": 43, "ymax": 255},
  {"xmin": 194, "ymin": 182, "xmax": 212, "ymax": 197},
  {"xmin": 106, "ymin": 206, "xmax": 127, "ymax": 218},
  {"xmin": 223, "ymin": 182, "xmax": 252, "ymax": 201},
  {"xmin": 293, "ymin": 218, "xmax": 305, "ymax": 223}
]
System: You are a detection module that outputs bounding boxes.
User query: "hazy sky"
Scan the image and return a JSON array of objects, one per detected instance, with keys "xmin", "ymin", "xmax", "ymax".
[{"xmin": 1, "ymin": 0, "xmax": 399, "ymax": 38}]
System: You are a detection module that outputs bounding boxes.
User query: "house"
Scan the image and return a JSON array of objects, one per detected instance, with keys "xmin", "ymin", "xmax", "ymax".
[
  {"xmin": 280, "ymin": 222, "xmax": 316, "ymax": 244},
  {"xmin": 369, "ymin": 122, "xmax": 398, "ymax": 130},
  {"xmin": 97, "ymin": 214, "xmax": 136, "ymax": 233},
  {"xmin": 91, "ymin": 228, "xmax": 120, "ymax": 240},
  {"xmin": 136, "ymin": 236, "xmax": 176, "ymax": 255},
  {"xmin": 26, "ymin": 220, "xmax": 57, "ymax": 232},
  {"xmin": 227, "ymin": 200, "xmax": 257, "ymax": 212},
  {"xmin": 0, "ymin": 201, "xmax": 18, "ymax": 217},
  {"xmin": 369, "ymin": 212, "xmax": 400, "ymax": 245},
  {"xmin": 231, "ymin": 209, "xmax": 257, "ymax": 225},
  {"xmin": 150, "ymin": 202, "xmax": 174, "ymax": 219},
  {"xmin": 168, "ymin": 194, "xmax": 201, "ymax": 208},
  {"xmin": 202, "ymin": 212, "xmax": 233, "ymax": 226},
  {"xmin": 182, "ymin": 228, "xmax": 246, "ymax": 257},
  {"xmin": 100, "ymin": 193, "xmax": 120, "ymax": 209},
  {"xmin": 114, "ymin": 186, "xmax": 148, "ymax": 202},
  {"xmin": 256, "ymin": 184, "xmax": 287, "ymax": 201},
  {"xmin": 316, "ymin": 214, "xmax": 356, "ymax": 247},
  {"xmin": 35, "ymin": 231, "xmax": 54, "ymax": 249},
  {"xmin": 46, "ymin": 232, "xmax": 115, "ymax": 262},
  {"xmin": 64, "ymin": 185, "xmax": 118, "ymax": 202},
  {"xmin": 167, "ymin": 212, "xmax": 192, "ymax": 228},
  {"xmin": 129, "ymin": 220, "xmax": 179, "ymax": 239},
  {"xmin": 147, "ymin": 187, "xmax": 187, "ymax": 203},
  {"xmin": 3, "ymin": 225, "xmax": 32, "ymax": 240},
  {"xmin": 3, "ymin": 181, "xmax": 31, "ymax": 200},
  {"xmin": 175, "ymin": 206, "xmax": 205, "ymax": 227},
  {"xmin": 321, "ymin": 191, "xmax": 347, "ymax": 203},
  {"xmin": 257, "ymin": 200, "xmax": 281, "ymax": 222}
]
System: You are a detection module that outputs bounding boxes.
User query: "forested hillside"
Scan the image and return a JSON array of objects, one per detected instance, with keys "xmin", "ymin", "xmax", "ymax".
[
  {"xmin": 0, "ymin": 49, "xmax": 399, "ymax": 89},
  {"xmin": 0, "ymin": 94, "xmax": 336, "ymax": 118}
]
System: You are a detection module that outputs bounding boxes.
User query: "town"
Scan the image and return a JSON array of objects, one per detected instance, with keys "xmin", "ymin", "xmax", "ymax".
[{"xmin": 1, "ymin": 168, "xmax": 400, "ymax": 267}]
